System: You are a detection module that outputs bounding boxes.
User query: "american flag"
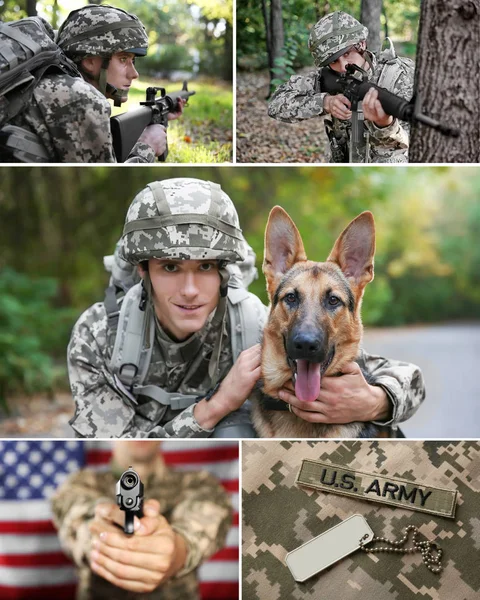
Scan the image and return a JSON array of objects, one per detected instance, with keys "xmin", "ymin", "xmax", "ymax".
[{"xmin": 0, "ymin": 440, "xmax": 239, "ymax": 599}]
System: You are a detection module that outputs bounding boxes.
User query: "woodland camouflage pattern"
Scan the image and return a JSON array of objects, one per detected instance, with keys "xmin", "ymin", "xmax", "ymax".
[
  {"xmin": 269, "ymin": 48, "xmax": 414, "ymax": 162},
  {"xmin": 243, "ymin": 441, "xmax": 480, "ymax": 600},
  {"xmin": 56, "ymin": 5, "xmax": 148, "ymax": 58},
  {"xmin": 119, "ymin": 179, "xmax": 247, "ymax": 264},
  {"xmin": 9, "ymin": 73, "xmax": 154, "ymax": 163},
  {"xmin": 51, "ymin": 454, "xmax": 232, "ymax": 599},
  {"xmin": 308, "ymin": 11, "xmax": 368, "ymax": 67}
]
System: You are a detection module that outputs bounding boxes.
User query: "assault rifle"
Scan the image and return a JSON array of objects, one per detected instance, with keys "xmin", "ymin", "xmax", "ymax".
[
  {"xmin": 110, "ymin": 82, "xmax": 195, "ymax": 162},
  {"xmin": 320, "ymin": 64, "xmax": 459, "ymax": 163},
  {"xmin": 116, "ymin": 466, "xmax": 144, "ymax": 535}
]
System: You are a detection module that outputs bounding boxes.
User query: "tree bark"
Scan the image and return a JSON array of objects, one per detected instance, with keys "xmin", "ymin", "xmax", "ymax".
[
  {"xmin": 361, "ymin": 0, "xmax": 382, "ymax": 54},
  {"xmin": 410, "ymin": 0, "xmax": 480, "ymax": 162},
  {"xmin": 268, "ymin": 0, "xmax": 284, "ymax": 95},
  {"xmin": 26, "ymin": 0, "xmax": 37, "ymax": 16}
]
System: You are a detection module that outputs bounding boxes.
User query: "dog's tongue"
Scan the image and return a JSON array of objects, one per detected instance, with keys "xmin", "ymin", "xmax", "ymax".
[{"xmin": 295, "ymin": 360, "xmax": 321, "ymax": 402}]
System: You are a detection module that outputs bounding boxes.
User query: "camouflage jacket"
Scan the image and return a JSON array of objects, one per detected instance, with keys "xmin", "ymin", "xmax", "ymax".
[
  {"xmin": 243, "ymin": 440, "xmax": 480, "ymax": 600},
  {"xmin": 268, "ymin": 52, "xmax": 414, "ymax": 163},
  {"xmin": 68, "ymin": 297, "xmax": 425, "ymax": 438},
  {"xmin": 51, "ymin": 456, "xmax": 232, "ymax": 600},
  {"xmin": 9, "ymin": 73, "xmax": 154, "ymax": 163}
]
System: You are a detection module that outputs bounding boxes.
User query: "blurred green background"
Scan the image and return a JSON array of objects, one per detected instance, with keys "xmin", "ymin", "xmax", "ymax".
[
  {"xmin": 238, "ymin": 0, "xmax": 420, "ymax": 72},
  {"xmin": 0, "ymin": 166, "xmax": 479, "ymax": 404}
]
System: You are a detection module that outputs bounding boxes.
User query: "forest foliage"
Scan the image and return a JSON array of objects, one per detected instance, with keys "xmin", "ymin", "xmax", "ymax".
[{"xmin": 238, "ymin": 0, "xmax": 421, "ymax": 72}]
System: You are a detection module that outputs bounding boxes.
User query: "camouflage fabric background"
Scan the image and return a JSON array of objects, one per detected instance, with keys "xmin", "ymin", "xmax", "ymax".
[{"xmin": 243, "ymin": 441, "xmax": 480, "ymax": 599}]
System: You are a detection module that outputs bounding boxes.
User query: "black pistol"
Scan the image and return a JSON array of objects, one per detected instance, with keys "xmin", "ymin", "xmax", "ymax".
[{"xmin": 116, "ymin": 467, "xmax": 144, "ymax": 535}]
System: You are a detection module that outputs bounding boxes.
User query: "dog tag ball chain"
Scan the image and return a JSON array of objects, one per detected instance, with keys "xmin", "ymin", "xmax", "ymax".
[{"xmin": 285, "ymin": 515, "xmax": 443, "ymax": 582}]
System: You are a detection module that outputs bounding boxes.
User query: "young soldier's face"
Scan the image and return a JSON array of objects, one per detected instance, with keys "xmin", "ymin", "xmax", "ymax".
[
  {"xmin": 106, "ymin": 52, "xmax": 139, "ymax": 102},
  {"xmin": 145, "ymin": 259, "xmax": 220, "ymax": 341},
  {"xmin": 329, "ymin": 42, "xmax": 367, "ymax": 73},
  {"xmin": 82, "ymin": 52, "xmax": 139, "ymax": 103}
]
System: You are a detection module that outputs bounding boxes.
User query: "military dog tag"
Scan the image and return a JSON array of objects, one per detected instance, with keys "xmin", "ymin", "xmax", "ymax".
[{"xmin": 285, "ymin": 514, "xmax": 373, "ymax": 582}]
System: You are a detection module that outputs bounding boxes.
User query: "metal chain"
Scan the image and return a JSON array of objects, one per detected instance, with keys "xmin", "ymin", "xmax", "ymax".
[{"xmin": 359, "ymin": 524, "xmax": 443, "ymax": 574}]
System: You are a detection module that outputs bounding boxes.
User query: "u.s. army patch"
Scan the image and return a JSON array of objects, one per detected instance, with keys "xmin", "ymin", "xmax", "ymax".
[{"xmin": 296, "ymin": 459, "xmax": 457, "ymax": 518}]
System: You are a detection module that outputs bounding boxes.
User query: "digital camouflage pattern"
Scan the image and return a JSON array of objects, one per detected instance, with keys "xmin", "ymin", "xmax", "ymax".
[
  {"xmin": 8, "ymin": 72, "xmax": 154, "ymax": 163},
  {"xmin": 51, "ymin": 453, "xmax": 233, "ymax": 599},
  {"xmin": 68, "ymin": 300, "xmax": 235, "ymax": 438},
  {"xmin": 56, "ymin": 5, "xmax": 148, "ymax": 58},
  {"xmin": 308, "ymin": 11, "xmax": 368, "ymax": 67},
  {"xmin": 119, "ymin": 179, "xmax": 247, "ymax": 264},
  {"xmin": 68, "ymin": 293, "xmax": 424, "ymax": 437},
  {"xmin": 268, "ymin": 51, "xmax": 414, "ymax": 163},
  {"xmin": 243, "ymin": 441, "xmax": 480, "ymax": 600}
]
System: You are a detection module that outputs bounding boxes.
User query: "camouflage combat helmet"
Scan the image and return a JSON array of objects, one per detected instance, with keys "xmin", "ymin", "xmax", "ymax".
[
  {"xmin": 56, "ymin": 5, "xmax": 148, "ymax": 105},
  {"xmin": 308, "ymin": 11, "xmax": 368, "ymax": 67},
  {"xmin": 119, "ymin": 178, "xmax": 247, "ymax": 266}
]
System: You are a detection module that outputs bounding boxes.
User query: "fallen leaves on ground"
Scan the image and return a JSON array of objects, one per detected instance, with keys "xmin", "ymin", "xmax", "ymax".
[
  {"xmin": 236, "ymin": 70, "xmax": 329, "ymax": 163},
  {"xmin": 0, "ymin": 393, "xmax": 74, "ymax": 438}
]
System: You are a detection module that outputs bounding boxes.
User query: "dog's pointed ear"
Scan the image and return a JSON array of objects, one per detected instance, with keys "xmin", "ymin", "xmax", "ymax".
[
  {"xmin": 327, "ymin": 212, "xmax": 375, "ymax": 291},
  {"xmin": 263, "ymin": 206, "xmax": 307, "ymax": 300}
]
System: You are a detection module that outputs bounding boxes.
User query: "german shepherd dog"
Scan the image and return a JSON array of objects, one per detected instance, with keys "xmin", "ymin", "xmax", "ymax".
[{"xmin": 252, "ymin": 206, "xmax": 379, "ymax": 438}]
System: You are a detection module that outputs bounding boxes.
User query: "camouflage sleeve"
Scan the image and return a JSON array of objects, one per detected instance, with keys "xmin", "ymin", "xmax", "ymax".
[
  {"xmin": 68, "ymin": 303, "xmax": 214, "ymax": 438},
  {"xmin": 358, "ymin": 349, "xmax": 426, "ymax": 426},
  {"xmin": 268, "ymin": 72, "xmax": 327, "ymax": 123},
  {"xmin": 125, "ymin": 141, "xmax": 155, "ymax": 163},
  {"xmin": 50, "ymin": 470, "xmax": 109, "ymax": 568},
  {"xmin": 169, "ymin": 471, "xmax": 233, "ymax": 576},
  {"xmin": 33, "ymin": 75, "xmax": 117, "ymax": 163},
  {"xmin": 366, "ymin": 65, "xmax": 414, "ymax": 163}
]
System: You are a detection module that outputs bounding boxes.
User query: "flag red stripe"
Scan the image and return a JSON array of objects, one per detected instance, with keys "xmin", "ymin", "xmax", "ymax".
[
  {"xmin": 209, "ymin": 547, "xmax": 239, "ymax": 561},
  {"xmin": 0, "ymin": 584, "xmax": 76, "ymax": 600},
  {"xmin": 0, "ymin": 522, "xmax": 56, "ymax": 534},
  {"xmin": 222, "ymin": 480, "xmax": 238, "ymax": 493},
  {"xmin": 86, "ymin": 447, "xmax": 238, "ymax": 466},
  {"xmin": 200, "ymin": 581, "xmax": 238, "ymax": 599},
  {"xmin": 0, "ymin": 552, "xmax": 72, "ymax": 568}
]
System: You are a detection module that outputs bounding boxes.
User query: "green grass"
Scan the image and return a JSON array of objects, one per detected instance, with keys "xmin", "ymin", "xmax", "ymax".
[{"xmin": 111, "ymin": 76, "xmax": 233, "ymax": 163}]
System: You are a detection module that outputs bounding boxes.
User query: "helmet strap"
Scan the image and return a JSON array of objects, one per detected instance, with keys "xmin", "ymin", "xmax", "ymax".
[{"xmin": 208, "ymin": 262, "xmax": 230, "ymax": 383}]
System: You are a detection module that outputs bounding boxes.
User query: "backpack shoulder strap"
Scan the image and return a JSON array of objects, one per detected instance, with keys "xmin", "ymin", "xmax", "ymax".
[{"xmin": 228, "ymin": 288, "xmax": 267, "ymax": 360}]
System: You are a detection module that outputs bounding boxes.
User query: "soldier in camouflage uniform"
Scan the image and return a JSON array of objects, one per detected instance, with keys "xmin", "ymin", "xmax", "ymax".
[
  {"xmin": 268, "ymin": 11, "xmax": 414, "ymax": 163},
  {"xmin": 6, "ymin": 5, "xmax": 177, "ymax": 162},
  {"xmin": 243, "ymin": 440, "xmax": 480, "ymax": 599},
  {"xmin": 68, "ymin": 177, "xmax": 426, "ymax": 438},
  {"xmin": 51, "ymin": 440, "xmax": 233, "ymax": 599}
]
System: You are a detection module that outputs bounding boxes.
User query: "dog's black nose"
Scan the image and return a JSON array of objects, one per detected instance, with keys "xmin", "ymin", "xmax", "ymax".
[{"xmin": 287, "ymin": 330, "xmax": 327, "ymax": 363}]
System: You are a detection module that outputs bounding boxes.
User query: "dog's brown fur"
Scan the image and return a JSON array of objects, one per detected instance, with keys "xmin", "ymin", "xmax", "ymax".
[{"xmin": 252, "ymin": 206, "xmax": 376, "ymax": 438}]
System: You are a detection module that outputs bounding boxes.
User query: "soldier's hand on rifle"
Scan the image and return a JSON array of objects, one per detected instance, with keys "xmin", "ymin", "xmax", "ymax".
[
  {"xmin": 89, "ymin": 499, "xmax": 188, "ymax": 593},
  {"xmin": 362, "ymin": 87, "xmax": 394, "ymax": 128},
  {"xmin": 138, "ymin": 124, "xmax": 167, "ymax": 158},
  {"xmin": 168, "ymin": 97, "xmax": 187, "ymax": 121},
  {"xmin": 323, "ymin": 93, "xmax": 352, "ymax": 120},
  {"xmin": 194, "ymin": 344, "xmax": 262, "ymax": 430}
]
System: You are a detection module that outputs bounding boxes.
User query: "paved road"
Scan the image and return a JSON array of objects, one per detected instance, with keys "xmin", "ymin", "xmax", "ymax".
[{"xmin": 363, "ymin": 323, "xmax": 480, "ymax": 438}]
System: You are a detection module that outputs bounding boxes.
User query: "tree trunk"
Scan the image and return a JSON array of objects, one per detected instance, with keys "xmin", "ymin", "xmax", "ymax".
[
  {"xmin": 410, "ymin": 0, "xmax": 480, "ymax": 162},
  {"xmin": 361, "ymin": 0, "xmax": 382, "ymax": 54},
  {"xmin": 26, "ymin": 0, "xmax": 37, "ymax": 16},
  {"xmin": 268, "ymin": 0, "xmax": 284, "ymax": 96},
  {"xmin": 223, "ymin": 20, "xmax": 233, "ymax": 81},
  {"xmin": 261, "ymin": 0, "xmax": 272, "ymax": 70}
]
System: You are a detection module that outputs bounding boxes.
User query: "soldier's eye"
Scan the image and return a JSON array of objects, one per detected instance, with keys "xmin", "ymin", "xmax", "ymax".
[
  {"xmin": 163, "ymin": 264, "xmax": 178, "ymax": 273},
  {"xmin": 328, "ymin": 295, "xmax": 340, "ymax": 306},
  {"xmin": 199, "ymin": 263, "xmax": 215, "ymax": 272}
]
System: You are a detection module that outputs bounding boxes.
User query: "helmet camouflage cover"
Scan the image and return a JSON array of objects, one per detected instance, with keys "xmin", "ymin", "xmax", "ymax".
[
  {"xmin": 56, "ymin": 4, "xmax": 148, "ymax": 58},
  {"xmin": 119, "ymin": 178, "xmax": 247, "ymax": 265},
  {"xmin": 308, "ymin": 11, "xmax": 368, "ymax": 67}
]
